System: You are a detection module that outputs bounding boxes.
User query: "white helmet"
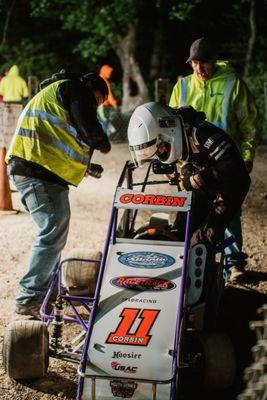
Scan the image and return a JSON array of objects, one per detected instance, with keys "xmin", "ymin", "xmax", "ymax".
[{"xmin": 127, "ymin": 102, "xmax": 184, "ymax": 166}]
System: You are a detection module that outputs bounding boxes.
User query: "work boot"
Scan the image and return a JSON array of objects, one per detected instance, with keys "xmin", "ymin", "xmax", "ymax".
[
  {"xmin": 227, "ymin": 266, "xmax": 245, "ymax": 284},
  {"xmin": 15, "ymin": 303, "xmax": 42, "ymax": 320}
]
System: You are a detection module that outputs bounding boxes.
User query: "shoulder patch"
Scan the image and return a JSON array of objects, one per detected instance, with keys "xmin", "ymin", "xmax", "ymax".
[{"xmin": 204, "ymin": 138, "xmax": 214, "ymax": 149}]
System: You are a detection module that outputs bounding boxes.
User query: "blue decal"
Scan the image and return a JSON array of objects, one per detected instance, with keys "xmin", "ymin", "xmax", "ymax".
[{"xmin": 118, "ymin": 252, "xmax": 175, "ymax": 269}]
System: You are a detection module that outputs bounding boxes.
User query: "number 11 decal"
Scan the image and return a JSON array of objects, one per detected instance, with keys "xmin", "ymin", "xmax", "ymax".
[{"xmin": 106, "ymin": 308, "xmax": 160, "ymax": 346}]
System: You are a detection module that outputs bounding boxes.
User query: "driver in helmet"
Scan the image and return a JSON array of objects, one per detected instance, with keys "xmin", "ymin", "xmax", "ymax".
[{"xmin": 127, "ymin": 102, "xmax": 251, "ymax": 253}]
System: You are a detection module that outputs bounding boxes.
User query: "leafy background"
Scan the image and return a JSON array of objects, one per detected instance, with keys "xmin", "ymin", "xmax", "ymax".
[{"xmin": 0, "ymin": 0, "xmax": 266, "ymax": 139}]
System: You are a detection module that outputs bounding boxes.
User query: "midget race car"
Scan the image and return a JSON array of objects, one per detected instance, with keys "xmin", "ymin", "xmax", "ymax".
[{"xmin": 3, "ymin": 159, "xmax": 236, "ymax": 400}]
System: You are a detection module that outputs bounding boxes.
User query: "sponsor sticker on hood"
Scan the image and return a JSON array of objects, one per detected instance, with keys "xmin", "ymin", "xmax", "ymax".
[
  {"xmin": 111, "ymin": 276, "xmax": 176, "ymax": 291},
  {"xmin": 118, "ymin": 251, "xmax": 175, "ymax": 269}
]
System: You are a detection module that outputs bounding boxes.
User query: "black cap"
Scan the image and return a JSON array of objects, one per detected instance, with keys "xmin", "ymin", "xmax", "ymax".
[
  {"xmin": 82, "ymin": 73, "xmax": 108, "ymax": 98},
  {"xmin": 186, "ymin": 37, "xmax": 218, "ymax": 63}
]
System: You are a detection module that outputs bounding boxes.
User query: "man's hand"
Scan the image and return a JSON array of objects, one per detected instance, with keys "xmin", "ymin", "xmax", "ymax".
[{"xmin": 87, "ymin": 163, "xmax": 104, "ymax": 179}]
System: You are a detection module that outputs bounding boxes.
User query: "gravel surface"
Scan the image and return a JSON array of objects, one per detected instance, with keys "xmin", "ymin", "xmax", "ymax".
[{"xmin": 0, "ymin": 143, "xmax": 266, "ymax": 400}]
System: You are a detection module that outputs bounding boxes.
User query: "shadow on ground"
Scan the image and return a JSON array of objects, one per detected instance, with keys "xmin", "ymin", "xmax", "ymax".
[
  {"xmin": 20, "ymin": 369, "xmax": 77, "ymax": 399},
  {"xmin": 180, "ymin": 284, "xmax": 266, "ymax": 400}
]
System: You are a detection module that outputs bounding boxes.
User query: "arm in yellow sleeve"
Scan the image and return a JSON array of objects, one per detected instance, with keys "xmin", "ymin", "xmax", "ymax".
[{"xmin": 232, "ymin": 78, "xmax": 259, "ymax": 163}]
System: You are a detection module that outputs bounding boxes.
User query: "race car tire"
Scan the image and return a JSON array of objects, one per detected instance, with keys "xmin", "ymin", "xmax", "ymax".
[
  {"xmin": 200, "ymin": 332, "xmax": 236, "ymax": 389},
  {"xmin": 61, "ymin": 248, "xmax": 102, "ymax": 296},
  {"xmin": 3, "ymin": 320, "xmax": 49, "ymax": 380}
]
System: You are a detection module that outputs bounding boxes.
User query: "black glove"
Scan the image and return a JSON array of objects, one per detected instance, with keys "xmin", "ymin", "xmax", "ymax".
[
  {"xmin": 180, "ymin": 163, "xmax": 201, "ymax": 191},
  {"xmin": 87, "ymin": 163, "xmax": 103, "ymax": 179},
  {"xmin": 181, "ymin": 163, "xmax": 198, "ymax": 177}
]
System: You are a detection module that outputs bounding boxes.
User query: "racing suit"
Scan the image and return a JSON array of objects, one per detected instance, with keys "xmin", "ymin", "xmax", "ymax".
[{"xmin": 176, "ymin": 107, "xmax": 251, "ymax": 250}]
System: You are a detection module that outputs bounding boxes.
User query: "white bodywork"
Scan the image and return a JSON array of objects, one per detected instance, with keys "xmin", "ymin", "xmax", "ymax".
[{"xmin": 81, "ymin": 190, "xmax": 192, "ymax": 400}]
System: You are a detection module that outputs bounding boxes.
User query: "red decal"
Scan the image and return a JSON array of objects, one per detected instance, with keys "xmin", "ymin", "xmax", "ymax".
[
  {"xmin": 119, "ymin": 193, "xmax": 187, "ymax": 208},
  {"xmin": 106, "ymin": 308, "xmax": 160, "ymax": 346}
]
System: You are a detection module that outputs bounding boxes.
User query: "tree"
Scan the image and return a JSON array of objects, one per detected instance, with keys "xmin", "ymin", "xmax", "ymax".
[
  {"xmin": 29, "ymin": 0, "xmax": 201, "ymax": 111},
  {"xmin": 0, "ymin": 0, "xmax": 17, "ymax": 49},
  {"xmin": 244, "ymin": 0, "xmax": 256, "ymax": 76},
  {"xmin": 30, "ymin": 0, "xmax": 149, "ymax": 112}
]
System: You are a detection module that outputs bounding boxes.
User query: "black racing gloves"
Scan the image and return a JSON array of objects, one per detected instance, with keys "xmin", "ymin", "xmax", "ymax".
[
  {"xmin": 87, "ymin": 163, "xmax": 104, "ymax": 179},
  {"xmin": 180, "ymin": 163, "xmax": 203, "ymax": 191}
]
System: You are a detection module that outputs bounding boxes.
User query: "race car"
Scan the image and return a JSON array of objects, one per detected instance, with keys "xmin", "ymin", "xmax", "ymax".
[{"xmin": 3, "ymin": 159, "xmax": 236, "ymax": 400}]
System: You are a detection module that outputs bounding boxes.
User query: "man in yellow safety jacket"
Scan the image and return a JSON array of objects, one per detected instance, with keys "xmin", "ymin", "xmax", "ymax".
[
  {"xmin": 169, "ymin": 37, "xmax": 259, "ymax": 283},
  {"xmin": 5, "ymin": 69, "xmax": 111, "ymax": 318},
  {"xmin": 0, "ymin": 65, "xmax": 28, "ymax": 103}
]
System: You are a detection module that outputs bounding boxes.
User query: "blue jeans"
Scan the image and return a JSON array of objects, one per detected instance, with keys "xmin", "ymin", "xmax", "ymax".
[
  {"xmin": 224, "ymin": 210, "xmax": 247, "ymax": 271},
  {"xmin": 10, "ymin": 175, "xmax": 70, "ymax": 305}
]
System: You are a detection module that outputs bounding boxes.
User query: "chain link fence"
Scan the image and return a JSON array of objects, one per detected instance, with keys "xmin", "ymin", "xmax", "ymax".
[
  {"xmin": 237, "ymin": 304, "xmax": 267, "ymax": 400},
  {"xmin": 99, "ymin": 106, "xmax": 134, "ymax": 144}
]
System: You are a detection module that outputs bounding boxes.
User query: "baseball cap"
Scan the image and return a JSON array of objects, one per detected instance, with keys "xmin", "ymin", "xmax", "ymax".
[{"xmin": 186, "ymin": 37, "xmax": 218, "ymax": 63}]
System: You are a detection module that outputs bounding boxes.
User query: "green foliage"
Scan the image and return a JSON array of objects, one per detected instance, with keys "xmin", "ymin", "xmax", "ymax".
[
  {"xmin": 0, "ymin": 39, "xmax": 62, "ymax": 81},
  {"xmin": 168, "ymin": 0, "xmax": 201, "ymax": 21},
  {"xmin": 111, "ymin": 82, "xmax": 122, "ymax": 104},
  {"xmin": 30, "ymin": 0, "xmax": 139, "ymax": 60},
  {"xmin": 245, "ymin": 62, "xmax": 267, "ymax": 142}
]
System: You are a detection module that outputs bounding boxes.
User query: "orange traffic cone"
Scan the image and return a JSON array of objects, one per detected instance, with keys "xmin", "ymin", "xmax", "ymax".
[{"xmin": 0, "ymin": 147, "xmax": 17, "ymax": 214}]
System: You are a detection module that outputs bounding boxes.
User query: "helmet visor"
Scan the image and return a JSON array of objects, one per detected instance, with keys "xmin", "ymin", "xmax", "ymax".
[{"xmin": 129, "ymin": 138, "xmax": 157, "ymax": 166}]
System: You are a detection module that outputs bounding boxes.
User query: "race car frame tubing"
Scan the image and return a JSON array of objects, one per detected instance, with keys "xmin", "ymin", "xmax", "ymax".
[
  {"xmin": 77, "ymin": 204, "xmax": 118, "ymax": 399},
  {"xmin": 40, "ymin": 258, "xmax": 99, "ymax": 325},
  {"xmin": 170, "ymin": 209, "xmax": 191, "ymax": 399}
]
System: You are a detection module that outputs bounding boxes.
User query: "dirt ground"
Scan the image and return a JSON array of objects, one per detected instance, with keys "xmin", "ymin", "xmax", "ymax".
[{"xmin": 0, "ymin": 143, "xmax": 266, "ymax": 400}]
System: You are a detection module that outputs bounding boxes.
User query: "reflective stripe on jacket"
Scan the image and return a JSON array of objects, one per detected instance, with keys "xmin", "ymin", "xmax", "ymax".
[
  {"xmin": 6, "ymin": 80, "xmax": 91, "ymax": 186},
  {"xmin": 169, "ymin": 61, "xmax": 258, "ymax": 162}
]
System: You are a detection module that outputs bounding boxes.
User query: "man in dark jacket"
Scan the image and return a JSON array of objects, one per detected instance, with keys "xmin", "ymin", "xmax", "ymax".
[
  {"xmin": 128, "ymin": 102, "xmax": 251, "ymax": 253},
  {"xmin": 6, "ymin": 70, "xmax": 111, "ymax": 318}
]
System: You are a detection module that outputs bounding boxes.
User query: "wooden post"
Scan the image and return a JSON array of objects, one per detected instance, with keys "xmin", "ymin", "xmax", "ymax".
[
  {"xmin": 154, "ymin": 78, "xmax": 169, "ymax": 105},
  {"xmin": 0, "ymin": 103, "xmax": 22, "ymax": 214},
  {"xmin": 0, "ymin": 147, "xmax": 13, "ymax": 211},
  {"xmin": 28, "ymin": 75, "xmax": 38, "ymax": 100}
]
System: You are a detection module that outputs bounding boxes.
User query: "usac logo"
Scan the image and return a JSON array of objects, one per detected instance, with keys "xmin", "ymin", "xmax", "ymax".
[{"xmin": 111, "ymin": 361, "xmax": 137, "ymax": 374}]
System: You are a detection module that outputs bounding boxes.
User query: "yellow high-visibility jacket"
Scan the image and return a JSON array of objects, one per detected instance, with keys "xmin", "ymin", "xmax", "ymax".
[
  {"xmin": 0, "ymin": 65, "xmax": 28, "ymax": 102},
  {"xmin": 169, "ymin": 61, "xmax": 258, "ymax": 162},
  {"xmin": 6, "ymin": 80, "xmax": 91, "ymax": 186}
]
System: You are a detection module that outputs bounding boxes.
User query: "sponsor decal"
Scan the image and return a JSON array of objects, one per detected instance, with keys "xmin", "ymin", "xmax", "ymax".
[
  {"xmin": 118, "ymin": 252, "xmax": 175, "ymax": 269},
  {"xmin": 112, "ymin": 351, "xmax": 141, "ymax": 359},
  {"xmin": 110, "ymin": 380, "xmax": 138, "ymax": 398},
  {"xmin": 119, "ymin": 193, "xmax": 187, "ymax": 207},
  {"xmin": 204, "ymin": 137, "xmax": 214, "ymax": 149},
  {"xmin": 106, "ymin": 308, "xmax": 160, "ymax": 347},
  {"xmin": 121, "ymin": 297, "xmax": 157, "ymax": 304},
  {"xmin": 111, "ymin": 361, "xmax": 137, "ymax": 374},
  {"xmin": 111, "ymin": 276, "xmax": 176, "ymax": 291}
]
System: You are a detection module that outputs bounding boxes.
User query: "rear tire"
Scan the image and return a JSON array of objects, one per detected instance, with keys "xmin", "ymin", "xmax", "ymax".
[
  {"xmin": 200, "ymin": 332, "xmax": 236, "ymax": 389},
  {"xmin": 3, "ymin": 320, "xmax": 49, "ymax": 380},
  {"xmin": 61, "ymin": 248, "xmax": 102, "ymax": 296}
]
